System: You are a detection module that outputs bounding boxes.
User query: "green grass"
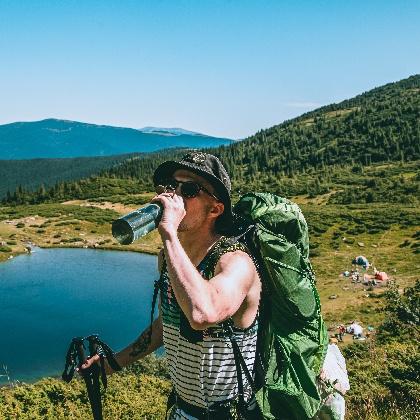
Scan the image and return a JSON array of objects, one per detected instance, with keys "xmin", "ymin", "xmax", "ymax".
[
  {"xmin": 0, "ymin": 198, "xmax": 419, "ymax": 418},
  {"xmin": 0, "ymin": 204, "xmax": 119, "ymax": 225}
]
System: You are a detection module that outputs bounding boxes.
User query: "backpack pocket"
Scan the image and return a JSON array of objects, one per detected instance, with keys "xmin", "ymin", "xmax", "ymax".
[{"xmin": 257, "ymin": 228, "xmax": 317, "ymax": 322}]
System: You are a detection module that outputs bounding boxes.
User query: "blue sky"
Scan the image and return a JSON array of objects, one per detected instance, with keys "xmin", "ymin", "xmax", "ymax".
[{"xmin": 0, "ymin": 0, "xmax": 419, "ymax": 139}]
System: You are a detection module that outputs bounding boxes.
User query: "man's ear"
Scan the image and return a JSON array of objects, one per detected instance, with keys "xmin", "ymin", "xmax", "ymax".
[{"xmin": 209, "ymin": 202, "xmax": 224, "ymax": 219}]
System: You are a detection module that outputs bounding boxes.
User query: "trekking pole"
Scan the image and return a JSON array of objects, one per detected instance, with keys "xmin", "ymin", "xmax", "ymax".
[
  {"xmin": 63, "ymin": 335, "xmax": 122, "ymax": 420},
  {"xmin": 87, "ymin": 335, "xmax": 103, "ymax": 420},
  {"xmin": 75, "ymin": 337, "xmax": 103, "ymax": 420}
]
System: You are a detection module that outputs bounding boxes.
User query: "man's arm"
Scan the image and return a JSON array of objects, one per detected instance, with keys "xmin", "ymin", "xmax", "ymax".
[
  {"xmin": 154, "ymin": 192, "xmax": 256, "ymax": 330},
  {"xmin": 80, "ymin": 314, "xmax": 163, "ymax": 375},
  {"xmin": 110, "ymin": 250, "xmax": 165, "ymax": 371},
  {"xmin": 111, "ymin": 314, "xmax": 163, "ymax": 371},
  {"xmin": 81, "ymin": 250, "xmax": 165, "ymax": 375},
  {"xmin": 163, "ymin": 234, "xmax": 256, "ymax": 330}
]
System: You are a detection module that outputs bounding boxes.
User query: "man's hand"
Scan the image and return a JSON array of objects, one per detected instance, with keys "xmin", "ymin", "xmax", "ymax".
[
  {"xmin": 77, "ymin": 355, "xmax": 114, "ymax": 376},
  {"xmin": 152, "ymin": 192, "xmax": 186, "ymax": 237}
]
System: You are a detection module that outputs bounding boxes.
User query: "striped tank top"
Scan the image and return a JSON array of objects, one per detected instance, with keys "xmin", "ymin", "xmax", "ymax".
[{"xmin": 160, "ymin": 237, "xmax": 259, "ymax": 415}]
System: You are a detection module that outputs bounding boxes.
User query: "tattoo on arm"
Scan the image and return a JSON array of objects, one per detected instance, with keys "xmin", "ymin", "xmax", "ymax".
[{"xmin": 129, "ymin": 326, "xmax": 152, "ymax": 358}]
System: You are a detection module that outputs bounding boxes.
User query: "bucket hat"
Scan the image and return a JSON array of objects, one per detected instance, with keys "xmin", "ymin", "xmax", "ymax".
[{"xmin": 153, "ymin": 152, "xmax": 233, "ymax": 231}]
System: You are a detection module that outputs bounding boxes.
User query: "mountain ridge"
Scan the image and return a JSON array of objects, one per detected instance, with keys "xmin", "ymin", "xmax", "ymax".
[
  {"xmin": 102, "ymin": 74, "xmax": 420, "ymax": 192},
  {"xmin": 138, "ymin": 127, "xmax": 206, "ymax": 137},
  {"xmin": 2, "ymin": 75, "xmax": 419, "ymax": 204},
  {"xmin": 0, "ymin": 118, "xmax": 233, "ymax": 160}
]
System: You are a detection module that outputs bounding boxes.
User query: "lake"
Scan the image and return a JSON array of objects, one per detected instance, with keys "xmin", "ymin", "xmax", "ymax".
[{"xmin": 0, "ymin": 247, "xmax": 158, "ymax": 385}]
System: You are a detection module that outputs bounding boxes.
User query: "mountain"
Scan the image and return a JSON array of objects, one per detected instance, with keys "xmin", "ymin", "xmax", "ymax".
[
  {"xmin": 92, "ymin": 75, "xmax": 420, "ymax": 202},
  {"xmin": 0, "ymin": 119, "xmax": 233, "ymax": 160},
  {"xmin": 3, "ymin": 75, "xmax": 419, "ymax": 205},
  {"xmin": 1, "ymin": 76, "xmax": 419, "ymax": 420},
  {"xmin": 139, "ymin": 127, "xmax": 204, "ymax": 136}
]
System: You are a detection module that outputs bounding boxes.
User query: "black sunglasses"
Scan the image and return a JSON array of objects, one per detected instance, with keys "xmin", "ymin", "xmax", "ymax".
[{"xmin": 155, "ymin": 178, "xmax": 219, "ymax": 200}]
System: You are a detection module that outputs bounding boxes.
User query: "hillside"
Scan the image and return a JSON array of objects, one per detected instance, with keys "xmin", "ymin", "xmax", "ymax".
[
  {"xmin": 0, "ymin": 154, "xmax": 144, "ymax": 199},
  {"xmin": 0, "ymin": 199, "xmax": 418, "ymax": 419},
  {"xmin": 0, "ymin": 119, "xmax": 233, "ymax": 159},
  {"xmin": 104, "ymin": 74, "xmax": 420, "ymax": 196},
  {"xmin": 3, "ymin": 75, "xmax": 419, "ymax": 206}
]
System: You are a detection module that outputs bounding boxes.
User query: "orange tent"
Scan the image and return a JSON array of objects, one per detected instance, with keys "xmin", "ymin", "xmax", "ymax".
[{"xmin": 374, "ymin": 271, "xmax": 389, "ymax": 281}]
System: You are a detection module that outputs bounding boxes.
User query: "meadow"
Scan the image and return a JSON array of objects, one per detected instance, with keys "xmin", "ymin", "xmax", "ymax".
[{"xmin": 0, "ymin": 196, "xmax": 418, "ymax": 419}]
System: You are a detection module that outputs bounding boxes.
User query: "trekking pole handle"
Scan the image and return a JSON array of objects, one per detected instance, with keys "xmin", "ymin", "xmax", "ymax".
[
  {"xmin": 87, "ymin": 335, "xmax": 99, "ymax": 357},
  {"xmin": 73, "ymin": 337, "xmax": 87, "ymax": 367}
]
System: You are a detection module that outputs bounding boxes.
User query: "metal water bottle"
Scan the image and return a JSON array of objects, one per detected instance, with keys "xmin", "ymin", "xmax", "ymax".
[{"xmin": 112, "ymin": 203, "xmax": 163, "ymax": 245}]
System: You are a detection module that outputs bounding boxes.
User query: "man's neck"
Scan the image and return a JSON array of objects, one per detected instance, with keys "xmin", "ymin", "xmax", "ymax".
[{"xmin": 178, "ymin": 229, "xmax": 222, "ymax": 267}]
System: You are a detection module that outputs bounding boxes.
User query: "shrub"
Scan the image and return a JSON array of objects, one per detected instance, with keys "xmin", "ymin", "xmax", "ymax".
[{"xmin": 344, "ymin": 281, "xmax": 420, "ymax": 418}]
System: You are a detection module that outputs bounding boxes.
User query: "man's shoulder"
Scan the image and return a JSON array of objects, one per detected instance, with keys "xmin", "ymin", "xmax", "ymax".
[
  {"xmin": 215, "ymin": 245, "xmax": 257, "ymax": 277},
  {"xmin": 218, "ymin": 247, "xmax": 252, "ymax": 262}
]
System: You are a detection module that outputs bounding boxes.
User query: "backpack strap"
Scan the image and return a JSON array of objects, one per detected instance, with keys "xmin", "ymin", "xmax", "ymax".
[
  {"xmin": 221, "ymin": 319, "xmax": 262, "ymax": 418},
  {"xmin": 148, "ymin": 259, "xmax": 166, "ymax": 343}
]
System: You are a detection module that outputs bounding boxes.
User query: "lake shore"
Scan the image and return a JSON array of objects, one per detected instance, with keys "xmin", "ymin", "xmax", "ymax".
[
  {"xmin": 0, "ymin": 201, "xmax": 162, "ymax": 263},
  {"xmin": 0, "ymin": 246, "xmax": 159, "ymax": 387},
  {"xmin": 0, "ymin": 236, "xmax": 161, "ymax": 263}
]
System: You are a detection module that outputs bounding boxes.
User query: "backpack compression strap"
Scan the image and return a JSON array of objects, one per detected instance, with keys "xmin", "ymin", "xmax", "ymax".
[{"xmin": 222, "ymin": 320, "xmax": 257, "ymax": 392}]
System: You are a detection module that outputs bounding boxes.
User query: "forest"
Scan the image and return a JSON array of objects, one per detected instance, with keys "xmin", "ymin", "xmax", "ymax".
[{"xmin": 3, "ymin": 75, "xmax": 419, "ymax": 206}]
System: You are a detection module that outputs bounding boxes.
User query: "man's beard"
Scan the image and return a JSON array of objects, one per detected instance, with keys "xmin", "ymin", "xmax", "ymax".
[{"xmin": 177, "ymin": 221, "xmax": 188, "ymax": 232}]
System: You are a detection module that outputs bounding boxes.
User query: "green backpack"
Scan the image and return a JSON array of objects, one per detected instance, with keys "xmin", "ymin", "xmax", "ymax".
[{"xmin": 232, "ymin": 192, "xmax": 329, "ymax": 419}]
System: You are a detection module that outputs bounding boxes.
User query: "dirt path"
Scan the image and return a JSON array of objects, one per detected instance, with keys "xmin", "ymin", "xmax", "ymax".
[{"xmin": 61, "ymin": 200, "xmax": 138, "ymax": 215}]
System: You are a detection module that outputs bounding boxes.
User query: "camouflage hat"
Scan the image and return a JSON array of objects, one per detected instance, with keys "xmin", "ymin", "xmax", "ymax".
[{"xmin": 153, "ymin": 152, "xmax": 233, "ymax": 231}]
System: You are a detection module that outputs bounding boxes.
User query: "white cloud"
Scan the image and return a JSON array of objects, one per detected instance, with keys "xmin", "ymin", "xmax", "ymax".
[{"xmin": 285, "ymin": 101, "xmax": 323, "ymax": 108}]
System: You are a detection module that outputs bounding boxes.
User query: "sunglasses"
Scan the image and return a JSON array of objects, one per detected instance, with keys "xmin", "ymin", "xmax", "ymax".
[{"xmin": 155, "ymin": 178, "xmax": 219, "ymax": 200}]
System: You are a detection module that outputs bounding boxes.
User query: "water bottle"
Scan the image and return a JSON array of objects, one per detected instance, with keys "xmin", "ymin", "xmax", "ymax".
[{"xmin": 112, "ymin": 203, "xmax": 163, "ymax": 245}]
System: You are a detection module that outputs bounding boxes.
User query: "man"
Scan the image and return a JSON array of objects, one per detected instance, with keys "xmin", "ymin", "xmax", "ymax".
[{"xmin": 82, "ymin": 152, "xmax": 262, "ymax": 419}]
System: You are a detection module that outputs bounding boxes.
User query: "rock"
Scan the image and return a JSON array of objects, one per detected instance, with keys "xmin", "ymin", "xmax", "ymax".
[
  {"xmin": 342, "ymin": 286, "xmax": 349, "ymax": 291},
  {"xmin": 329, "ymin": 295, "xmax": 338, "ymax": 299},
  {"xmin": 358, "ymin": 242, "xmax": 365, "ymax": 247},
  {"xmin": 372, "ymin": 244, "xmax": 378, "ymax": 248}
]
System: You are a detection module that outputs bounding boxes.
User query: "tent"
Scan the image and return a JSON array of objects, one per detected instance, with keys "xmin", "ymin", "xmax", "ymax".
[
  {"xmin": 348, "ymin": 322, "xmax": 363, "ymax": 336},
  {"xmin": 374, "ymin": 271, "xmax": 389, "ymax": 281},
  {"xmin": 352, "ymin": 255, "xmax": 369, "ymax": 269}
]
